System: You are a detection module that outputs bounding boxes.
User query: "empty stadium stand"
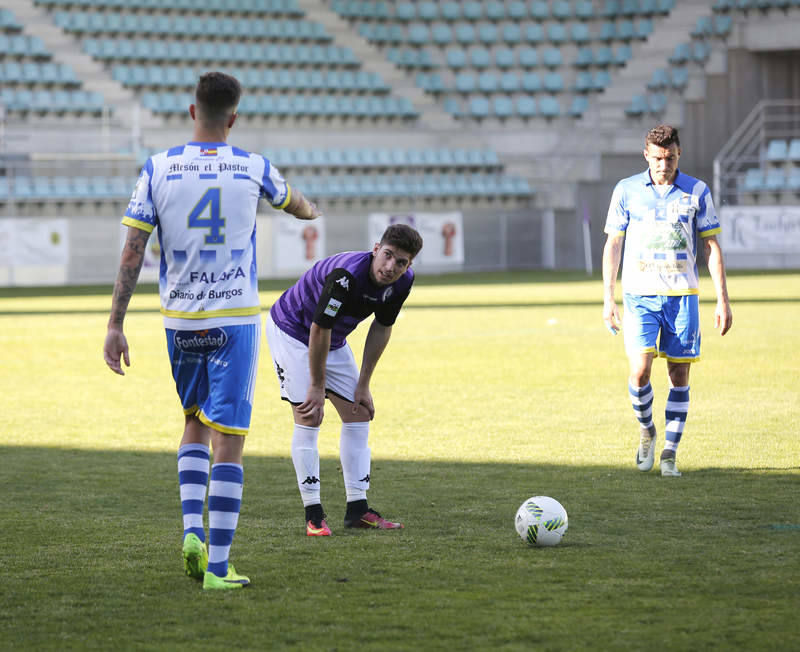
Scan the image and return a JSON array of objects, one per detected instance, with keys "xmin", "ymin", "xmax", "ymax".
[{"xmin": 1, "ymin": 0, "xmax": 799, "ymax": 279}]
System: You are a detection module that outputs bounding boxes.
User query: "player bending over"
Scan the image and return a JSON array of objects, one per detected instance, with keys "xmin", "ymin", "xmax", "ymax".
[{"xmin": 266, "ymin": 224, "xmax": 423, "ymax": 536}]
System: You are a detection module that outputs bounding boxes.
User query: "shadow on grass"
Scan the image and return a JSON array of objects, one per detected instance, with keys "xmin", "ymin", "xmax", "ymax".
[{"xmin": 3, "ymin": 446, "xmax": 798, "ymax": 650}]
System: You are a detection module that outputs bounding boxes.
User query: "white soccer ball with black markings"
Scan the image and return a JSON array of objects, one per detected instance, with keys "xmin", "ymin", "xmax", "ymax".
[{"xmin": 515, "ymin": 496, "xmax": 568, "ymax": 547}]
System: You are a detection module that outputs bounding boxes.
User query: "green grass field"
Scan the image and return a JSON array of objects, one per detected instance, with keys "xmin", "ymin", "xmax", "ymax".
[{"xmin": 2, "ymin": 270, "xmax": 798, "ymax": 650}]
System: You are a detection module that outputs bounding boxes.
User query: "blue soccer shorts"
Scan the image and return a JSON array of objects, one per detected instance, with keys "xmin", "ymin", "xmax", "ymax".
[
  {"xmin": 622, "ymin": 293, "xmax": 701, "ymax": 362},
  {"xmin": 165, "ymin": 323, "xmax": 260, "ymax": 435}
]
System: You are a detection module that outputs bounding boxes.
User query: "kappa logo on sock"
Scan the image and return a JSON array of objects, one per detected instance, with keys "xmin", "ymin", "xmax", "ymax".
[
  {"xmin": 301, "ymin": 476, "xmax": 320, "ymax": 485},
  {"xmin": 359, "ymin": 474, "xmax": 370, "ymax": 483}
]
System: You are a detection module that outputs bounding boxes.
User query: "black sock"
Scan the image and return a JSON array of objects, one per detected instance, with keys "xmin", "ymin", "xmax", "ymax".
[
  {"xmin": 345, "ymin": 499, "xmax": 368, "ymax": 517},
  {"xmin": 305, "ymin": 503, "xmax": 325, "ymax": 523}
]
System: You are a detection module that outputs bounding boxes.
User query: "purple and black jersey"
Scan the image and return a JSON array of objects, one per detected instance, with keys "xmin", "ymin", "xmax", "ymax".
[{"xmin": 270, "ymin": 251, "xmax": 414, "ymax": 350}]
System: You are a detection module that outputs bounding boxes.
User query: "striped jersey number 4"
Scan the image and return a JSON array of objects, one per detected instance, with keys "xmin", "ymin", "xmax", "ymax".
[{"xmin": 188, "ymin": 187, "xmax": 225, "ymax": 244}]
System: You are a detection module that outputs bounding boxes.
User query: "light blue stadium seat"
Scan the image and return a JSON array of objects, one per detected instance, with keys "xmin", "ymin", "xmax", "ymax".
[
  {"xmin": 571, "ymin": 23, "xmax": 591, "ymax": 43},
  {"xmin": 443, "ymin": 97, "xmax": 463, "ymax": 118},
  {"xmin": 408, "ymin": 23, "xmax": 430, "ymax": 46},
  {"xmin": 468, "ymin": 96, "xmax": 490, "ymax": 118},
  {"xmin": 617, "ymin": 20, "xmax": 635, "ymax": 40},
  {"xmin": 742, "ymin": 168, "xmax": 765, "ymax": 192},
  {"xmin": 713, "ymin": 14, "xmax": 732, "ymax": 36},
  {"xmin": 614, "ymin": 44, "xmax": 633, "ymax": 65},
  {"xmin": 493, "ymin": 96, "xmax": 514, "ymax": 119},
  {"xmin": 569, "ymin": 95, "xmax": 589, "ymax": 117},
  {"xmin": 544, "ymin": 71, "xmax": 564, "ymax": 92},
  {"xmin": 648, "ymin": 68, "xmax": 670, "ymax": 90},
  {"xmin": 692, "ymin": 41, "xmax": 711, "ymax": 62},
  {"xmin": 11, "ymin": 89, "xmax": 33, "ymax": 112},
  {"xmin": 32, "ymin": 176, "xmax": 52, "ymax": 199},
  {"xmin": 395, "ymin": 2, "xmax": 417, "ymax": 20},
  {"xmin": 671, "ymin": 66, "xmax": 689, "ymax": 89},
  {"xmin": 431, "ymin": 23, "xmax": 452, "ymax": 45},
  {"xmin": 788, "ymin": 139, "xmax": 800, "ymax": 162},
  {"xmin": 553, "ymin": 0, "xmax": 572, "ymax": 19},
  {"xmin": 575, "ymin": 0, "xmax": 595, "ymax": 18},
  {"xmin": 622, "ymin": 0, "xmax": 642, "ymax": 15},
  {"xmin": 501, "ymin": 23, "xmax": 522, "ymax": 44},
  {"xmin": 478, "ymin": 22, "xmax": 498, "ymax": 44},
  {"xmin": 508, "ymin": 1, "xmax": 528, "ymax": 19},
  {"xmin": 13, "ymin": 177, "xmax": 35, "ymax": 200},
  {"xmin": 602, "ymin": 0, "xmax": 621, "ymax": 16},
  {"xmin": 548, "ymin": 23, "xmax": 567, "ymax": 43},
  {"xmin": 574, "ymin": 47, "xmax": 595, "ymax": 68},
  {"xmin": 765, "ymin": 168, "xmax": 786, "ymax": 191},
  {"xmin": 574, "ymin": 71, "xmax": 594, "ymax": 92},
  {"xmin": 648, "ymin": 93, "xmax": 667, "ymax": 114},
  {"xmin": 445, "ymin": 47, "xmax": 467, "ymax": 68},
  {"xmin": 478, "ymin": 71, "xmax": 498, "ymax": 92},
  {"xmin": 530, "ymin": 1, "xmax": 550, "ymax": 20},
  {"xmin": 542, "ymin": 48, "xmax": 563, "ymax": 68},
  {"xmin": 500, "ymin": 71, "xmax": 520, "ymax": 92},
  {"xmin": 522, "ymin": 71, "xmax": 542, "ymax": 92},
  {"xmin": 486, "ymin": 1, "xmax": 507, "ymax": 19},
  {"xmin": 470, "ymin": 46, "xmax": 491, "ymax": 68},
  {"xmin": 635, "ymin": 18, "xmax": 653, "ymax": 39},
  {"xmin": 625, "ymin": 94, "xmax": 648, "ymax": 116},
  {"xmin": 455, "ymin": 23, "xmax": 476, "ymax": 44},
  {"xmin": 594, "ymin": 69, "xmax": 611, "ymax": 89},
  {"xmin": 419, "ymin": 2, "xmax": 439, "ymax": 20},
  {"xmin": 539, "ymin": 96, "xmax": 560, "ymax": 117},
  {"xmin": 598, "ymin": 22, "xmax": 617, "ymax": 41},
  {"xmin": 691, "ymin": 15, "xmax": 713, "ymax": 38},
  {"xmin": 455, "ymin": 72, "xmax": 476, "ymax": 93},
  {"xmin": 766, "ymin": 140, "xmax": 788, "ymax": 161},
  {"xmin": 668, "ymin": 42, "xmax": 691, "ymax": 64},
  {"xmin": 441, "ymin": 2, "xmax": 462, "ymax": 20},
  {"xmin": 519, "ymin": 47, "xmax": 539, "ymax": 68},
  {"xmin": 495, "ymin": 47, "xmax": 516, "ymax": 68},
  {"xmin": 464, "ymin": 1, "xmax": 484, "ymax": 20},
  {"xmin": 713, "ymin": 0, "xmax": 733, "ymax": 10},
  {"xmin": 524, "ymin": 23, "xmax": 544, "ymax": 44}
]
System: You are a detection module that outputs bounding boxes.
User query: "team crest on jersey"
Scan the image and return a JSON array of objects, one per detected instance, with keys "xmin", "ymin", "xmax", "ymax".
[
  {"xmin": 173, "ymin": 328, "xmax": 227, "ymax": 354},
  {"xmin": 382, "ymin": 286, "xmax": 394, "ymax": 302},
  {"xmin": 324, "ymin": 298, "xmax": 342, "ymax": 317},
  {"xmin": 200, "ymin": 148, "xmax": 218, "ymax": 156},
  {"xmin": 336, "ymin": 276, "xmax": 349, "ymax": 290}
]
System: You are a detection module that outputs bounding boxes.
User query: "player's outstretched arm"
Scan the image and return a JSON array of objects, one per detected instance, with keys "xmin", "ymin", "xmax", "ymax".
[
  {"xmin": 602, "ymin": 233, "xmax": 624, "ymax": 335},
  {"xmin": 704, "ymin": 235, "xmax": 733, "ymax": 335},
  {"xmin": 284, "ymin": 186, "xmax": 322, "ymax": 221},
  {"xmin": 104, "ymin": 227, "xmax": 149, "ymax": 375}
]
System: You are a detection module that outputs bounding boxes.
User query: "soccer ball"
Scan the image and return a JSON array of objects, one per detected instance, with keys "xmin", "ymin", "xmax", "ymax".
[{"xmin": 515, "ymin": 496, "xmax": 568, "ymax": 547}]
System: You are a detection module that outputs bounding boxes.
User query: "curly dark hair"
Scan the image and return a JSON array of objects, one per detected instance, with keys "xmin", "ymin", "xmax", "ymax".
[
  {"xmin": 380, "ymin": 224, "xmax": 423, "ymax": 258},
  {"xmin": 645, "ymin": 124, "xmax": 680, "ymax": 148},
  {"xmin": 195, "ymin": 71, "xmax": 242, "ymax": 124}
]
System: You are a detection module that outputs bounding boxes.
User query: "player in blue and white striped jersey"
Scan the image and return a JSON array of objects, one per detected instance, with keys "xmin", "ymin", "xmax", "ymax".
[
  {"xmin": 103, "ymin": 72, "xmax": 321, "ymax": 590},
  {"xmin": 602, "ymin": 125, "xmax": 732, "ymax": 478}
]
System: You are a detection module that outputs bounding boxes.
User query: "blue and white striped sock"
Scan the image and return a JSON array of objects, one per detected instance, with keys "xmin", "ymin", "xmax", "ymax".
[
  {"xmin": 177, "ymin": 443, "xmax": 210, "ymax": 543},
  {"xmin": 629, "ymin": 383, "xmax": 655, "ymax": 430},
  {"xmin": 207, "ymin": 463, "xmax": 243, "ymax": 579},
  {"xmin": 664, "ymin": 386, "xmax": 690, "ymax": 454}
]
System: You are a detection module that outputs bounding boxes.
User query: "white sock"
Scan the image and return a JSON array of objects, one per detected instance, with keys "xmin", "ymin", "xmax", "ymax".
[
  {"xmin": 340, "ymin": 421, "xmax": 371, "ymax": 502},
  {"xmin": 292, "ymin": 423, "xmax": 321, "ymax": 507}
]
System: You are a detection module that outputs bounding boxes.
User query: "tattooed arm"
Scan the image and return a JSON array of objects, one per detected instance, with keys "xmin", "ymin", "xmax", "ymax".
[{"xmin": 103, "ymin": 226, "xmax": 150, "ymax": 375}]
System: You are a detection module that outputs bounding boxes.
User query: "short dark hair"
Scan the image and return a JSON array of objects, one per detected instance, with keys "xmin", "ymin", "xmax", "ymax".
[
  {"xmin": 645, "ymin": 124, "xmax": 680, "ymax": 149},
  {"xmin": 195, "ymin": 71, "xmax": 241, "ymax": 125},
  {"xmin": 380, "ymin": 224, "xmax": 423, "ymax": 259}
]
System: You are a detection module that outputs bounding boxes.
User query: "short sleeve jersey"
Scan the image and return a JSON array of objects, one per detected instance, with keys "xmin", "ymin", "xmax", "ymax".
[
  {"xmin": 122, "ymin": 141, "xmax": 291, "ymax": 329},
  {"xmin": 270, "ymin": 251, "xmax": 414, "ymax": 350},
  {"xmin": 604, "ymin": 169, "xmax": 721, "ymax": 296}
]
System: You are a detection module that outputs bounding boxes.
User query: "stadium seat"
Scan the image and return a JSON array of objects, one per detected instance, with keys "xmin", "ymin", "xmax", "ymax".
[
  {"xmin": 454, "ymin": 23, "xmax": 476, "ymax": 45},
  {"xmin": 519, "ymin": 47, "xmax": 539, "ymax": 68},
  {"xmin": 470, "ymin": 47, "xmax": 492, "ymax": 68},
  {"xmin": 508, "ymin": 1, "xmax": 528, "ymax": 19},
  {"xmin": 446, "ymin": 47, "xmax": 467, "ymax": 68},
  {"xmin": 614, "ymin": 44, "xmax": 633, "ymax": 65},
  {"xmin": 575, "ymin": 48, "xmax": 595, "ymax": 68},
  {"xmin": 539, "ymin": 96, "xmax": 560, "ymax": 118},
  {"xmin": 766, "ymin": 139, "xmax": 788, "ymax": 162},
  {"xmin": 522, "ymin": 71, "xmax": 542, "ymax": 92},
  {"xmin": 668, "ymin": 43, "xmax": 691, "ymax": 64},
  {"xmin": 625, "ymin": 94, "xmax": 648, "ymax": 116},
  {"xmin": 552, "ymin": 0, "xmax": 572, "ymax": 19},
  {"xmin": 544, "ymin": 72, "xmax": 564, "ymax": 93},
  {"xmin": 571, "ymin": 23, "xmax": 592, "ymax": 43},
  {"xmin": 468, "ymin": 96, "xmax": 490, "ymax": 118},
  {"xmin": 648, "ymin": 93, "xmax": 667, "ymax": 114},
  {"xmin": 530, "ymin": 1, "xmax": 550, "ymax": 19},
  {"xmin": 542, "ymin": 48, "xmax": 563, "ymax": 68},
  {"xmin": 524, "ymin": 23, "xmax": 544, "ymax": 44},
  {"xmin": 575, "ymin": 0, "xmax": 595, "ymax": 19},
  {"xmin": 647, "ymin": 68, "xmax": 670, "ymax": 90},
  {"xmin": 455, "ymin": 72, "xmax": 477, "ymax": 93},
  {"xmin": 574, "ymin": 71, "xmax": 594, "ymax": 92},
  {"xmin": 500, "ymin": 71, "xmax": 520, "ymax": 92},
  {"xmin": 765, "ymin": 167, "xmax": 785, "ymax": 191},
  {"xmin": 478, "ymin": 71, "xmax": 499, "ymax": 92},
  {"xmin": 495, "ymin": 47, "xmax": 516, "ymax": 68},
  {"xmin": 477, "ymin": 22, "xmax": 498, "ymax": 45},
  {"xmin": 788, "ymin": 139, "xmax": 800, "ymax": 162},
  {"xmin": 502, "ymin": 23, "xmax": 522, "ymax": 44},
  {"xmin": 486, "ymin": 1, "xmax": 507, "ymax": 20},
  {"xmin": 431, "ymin": 23, "xmax": 453, "ymax": 46},
  {"xmin": 569, "ymin": 95, "xmax": 589, "ymax": 117},
  {"xmin": 714, "ymin": 15, "xmax": 733, "ymax": 37},
  {"xmin": 492, "ymin": 96, "xmax": 514, "ymax": 119},
  {"xmin": 671, "ymin": 67, "xmax": 689, "ymax": 89},
  {"xmin": 548, "ymin": 23, "xmax": 568, "ymax": 43}
]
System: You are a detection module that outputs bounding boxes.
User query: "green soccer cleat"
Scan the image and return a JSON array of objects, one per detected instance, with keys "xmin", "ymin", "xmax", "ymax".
[
  {"xmin": 182, "ymin": 533, "xmax": 208, "ymax": 579},
  {"xmin": 203, "ymin": 564, "xmax": 250, "ymax": 591}
]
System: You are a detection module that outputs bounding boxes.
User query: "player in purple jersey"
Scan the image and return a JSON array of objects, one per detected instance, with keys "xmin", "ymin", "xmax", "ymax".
[
  {"xmin": 265, "ymin": 224, "xmax": 423, "ymax": 536},
  {"xmin": 602, "ymin": 125, "xmax": 732, "ymax": 478},
  {"xmin": 103, "ymin": 72, "xmax": 320, "ymax": 590}
]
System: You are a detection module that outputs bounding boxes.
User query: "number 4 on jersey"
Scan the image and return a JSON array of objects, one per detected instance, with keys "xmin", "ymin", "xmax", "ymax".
[{"xmin": 188, "ymin": 187, "xmax": 225, "ymax": 244}]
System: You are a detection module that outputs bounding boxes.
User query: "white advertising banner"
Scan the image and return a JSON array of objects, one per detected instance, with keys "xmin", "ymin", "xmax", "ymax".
[
  {"xmin": 720, "ymin": 206, "xmax": 800, "ymax": 254},
  {"xmin": 273, "ymin": 215, "xmax": 326, "ymax": 276},
  {"xmin": 0, "ymin": 218, "xmax": 69, "ymax": 264},
  {"xmin": 367, "ymin": 212, "xmax": 464, "ymax": 270},
  {"xmin": 0, "ymin": 218, "xmax": 69, "ymax": 286}
]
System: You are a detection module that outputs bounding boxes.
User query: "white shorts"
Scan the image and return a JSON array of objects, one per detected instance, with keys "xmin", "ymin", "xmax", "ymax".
[{"xmin": 265, "ymin": 312, "xmax": 359, "ymax": 404}]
